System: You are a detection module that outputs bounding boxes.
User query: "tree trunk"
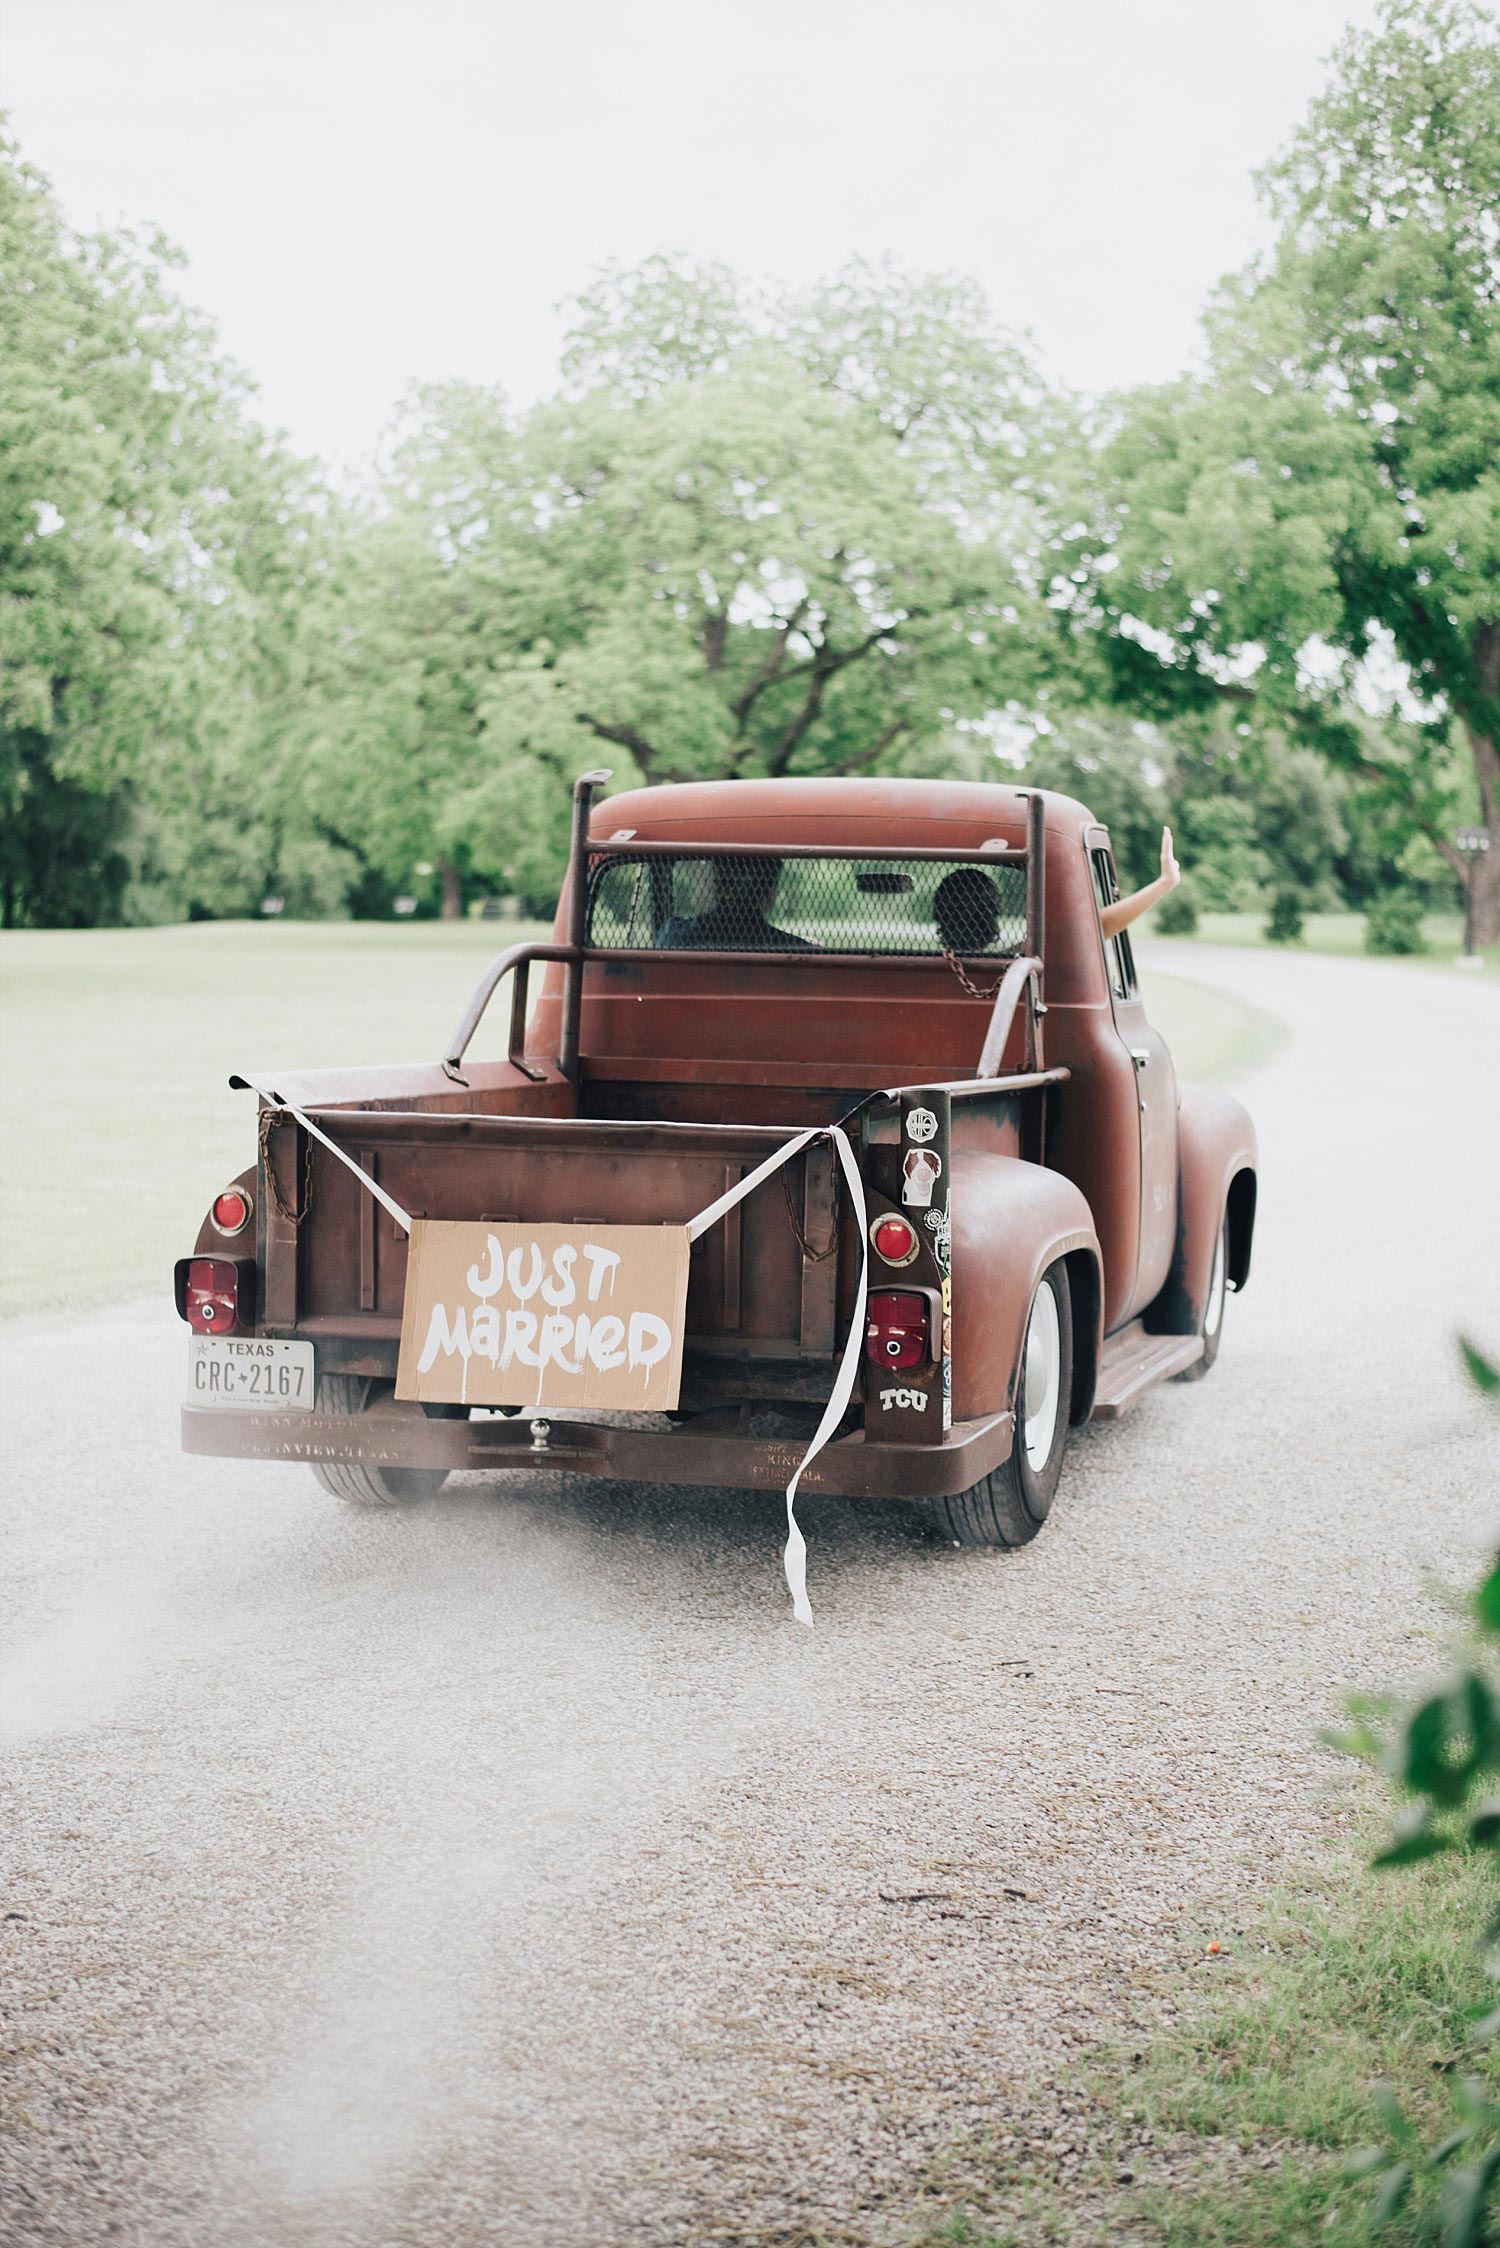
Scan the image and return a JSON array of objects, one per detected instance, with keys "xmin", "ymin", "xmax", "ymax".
[
  {"xmin": 1461, "ymin": 725, "xmax": 1500, "ymax": 946},
  {"xmin": 438, "ymin": 859, "xmax": 464, "ymax": 922},
  {"xmin": 1467, "ymin": 622, "xmax": 1500, "ymax": 948}
]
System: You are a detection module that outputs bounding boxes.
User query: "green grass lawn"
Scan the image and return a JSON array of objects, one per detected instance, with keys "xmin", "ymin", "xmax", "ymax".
[
  {"xmin": 1157, "ymin": 908, "xmax": 1500, "ymax": 976},
  {"xmin": 0, "ymin": 918, "xmax": 548, "ymax": 1324},
  {"xmin": 906, "ymin": 1834, "xmax": 1500, "ymax": 2248},
  {"xmin": 0, "ymin": 921, "xmax": 1275, "ymax": 1324}
]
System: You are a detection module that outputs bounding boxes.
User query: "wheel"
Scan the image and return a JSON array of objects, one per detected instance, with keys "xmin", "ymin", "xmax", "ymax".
[
  {"xmin": 310, "ymin": 1374, "xmax": 454, "ymax": 1507},
  {"xmin": 931, "ymin": 1261, "xmax": 1073, "ymax": 1548},
  {"xmin": 1175, "ymin": 1211, "xmax": 1229, "ymax": 1382}
]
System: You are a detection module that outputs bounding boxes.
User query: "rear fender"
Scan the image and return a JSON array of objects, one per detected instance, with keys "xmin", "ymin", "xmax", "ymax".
[
  {"xmin": 949, "ymin": 1152, "xmax": 1102, "ymax": 1426},
  {"xmin": 1144, "ymin": 1083, "xmax": 1258, "ymax": 1337}
]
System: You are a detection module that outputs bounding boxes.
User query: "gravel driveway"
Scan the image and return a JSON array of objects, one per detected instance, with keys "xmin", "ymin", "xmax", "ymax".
[{"xmin": 3, "ymin": 944, "xmax": 1497, "ymax": 2248}]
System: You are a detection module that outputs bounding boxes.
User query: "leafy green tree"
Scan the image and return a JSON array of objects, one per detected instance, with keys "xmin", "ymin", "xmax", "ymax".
[
  {"xmin": 300, "ymin": 381, "xmax": 526, "ymax": 917},
  {"xmin": 325, "ymin": 261, "xmax": 1061, "ymax": 913},
  {"xmin": 0, "ymin": 129, "xmax": 320, "ymax": 926},
  {"xmin": 1059, "ymin": 0, "xmax": 1500, "ymax": 939},
  {"xmin": 488, "ymin": 352, "xmax": 1045, "ymax": 782}
]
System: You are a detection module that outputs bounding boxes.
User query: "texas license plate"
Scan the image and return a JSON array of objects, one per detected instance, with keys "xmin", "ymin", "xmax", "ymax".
[{"xmin": 189, "ymin": 1336, "xmax": 315, "ymax": 1409}]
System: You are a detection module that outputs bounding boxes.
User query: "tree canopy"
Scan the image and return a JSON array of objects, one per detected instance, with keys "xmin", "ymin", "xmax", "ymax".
[
  {"xmin": 0, "ymin": 130, "xmax": 324, "ymax": 926},
  {"xmin": 310, "ymin": 260, "xmax": 1063, "ymax": 914},
  {"xmin": 1057, "ymin": 0, "xmax": 1500, "ymax": 935},
  {"xmin": 4, "ymin": 2, "xmax": 1495, "ymax": 942}
]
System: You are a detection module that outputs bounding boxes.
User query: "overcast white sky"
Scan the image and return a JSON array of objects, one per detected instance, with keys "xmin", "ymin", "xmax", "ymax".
[{"xmin": 5, "ymin": 0, "xmax": 1394, "ymax": 469}]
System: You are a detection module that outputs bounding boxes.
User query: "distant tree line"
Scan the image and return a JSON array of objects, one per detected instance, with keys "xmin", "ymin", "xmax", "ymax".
[{"xmin": 3, "ymin": 0, "xmax": 1495, "ymax": 945}]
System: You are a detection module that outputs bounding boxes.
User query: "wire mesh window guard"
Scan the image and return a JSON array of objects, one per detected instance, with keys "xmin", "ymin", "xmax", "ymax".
[{"xmin": 587, "ymin": 853, "xmax": 1027, "ymax": 957}]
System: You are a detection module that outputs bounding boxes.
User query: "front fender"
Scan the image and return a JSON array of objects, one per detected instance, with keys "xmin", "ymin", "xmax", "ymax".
[
  {"xmin": 1144, "ymin": 1082, "xmax": 1258, "ymax": 1338},
  {"xmin": 950, "ymin": 1153, "xmax": 1103, "ymax": 1425}
]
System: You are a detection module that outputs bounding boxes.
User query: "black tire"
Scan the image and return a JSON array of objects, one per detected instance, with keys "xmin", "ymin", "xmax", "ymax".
[
  {"xmin": 1176, "ymin": 1211, "xmax": 1229, "ymax": 1382},
  {"xmin": 311, "ymin": 1374, "xmax": 454, "ymax": 1507},
  {"xmin": 931, "ymin": 1261, "xmax": 1073, "ymax": 1548}
]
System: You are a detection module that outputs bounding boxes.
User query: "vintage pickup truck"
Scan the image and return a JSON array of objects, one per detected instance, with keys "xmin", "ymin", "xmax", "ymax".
[{"xmin": 178, "ymin": 773, "xmax": 1256, "ymax": 1566}]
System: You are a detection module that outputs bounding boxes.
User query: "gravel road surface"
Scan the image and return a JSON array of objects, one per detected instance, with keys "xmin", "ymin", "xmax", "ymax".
[{"xmin": 3, "ymin": 945, "xmax": 1497, "ymax": 2248}]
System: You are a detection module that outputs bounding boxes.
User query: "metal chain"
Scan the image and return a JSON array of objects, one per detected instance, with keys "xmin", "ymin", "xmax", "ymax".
[
  {"xmin": 782, "ymin": 1161, "xmax": 839, "ymax": 1263},
  {"xmin": 942, "ymin": 946, "xmax": 1005, "ymax": 1000},
  {"xmin": 258, "ymin": 1106, "xmax": 312, "ymax": 1225}
]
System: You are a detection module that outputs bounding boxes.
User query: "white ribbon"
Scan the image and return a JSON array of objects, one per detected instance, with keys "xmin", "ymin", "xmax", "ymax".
[
  {"xmin": 242, "ymin": 1087, "xmax": 866, "ymax": 1624},
  {"xmin": 249, "ymin": 1088, "xmax": 417, "ymax": 1234},
  {"xmin": 687, "ymin": 1125, "xmax": 869, "ymax": 1626}
]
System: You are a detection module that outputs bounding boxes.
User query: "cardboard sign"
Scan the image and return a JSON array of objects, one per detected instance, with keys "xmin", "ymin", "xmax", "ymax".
[{"xmin": 395, "ymin": 1220, "xmax": 691, "ymax": 1412}]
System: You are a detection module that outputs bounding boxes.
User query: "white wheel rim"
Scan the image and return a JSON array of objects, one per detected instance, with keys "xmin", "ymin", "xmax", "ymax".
[
  {"xmin": 1022, "ymin": 1281, "xmax": 1063, "ymax": 1472},
  {"xmin": 1205, "ymin": 1224, "xmax": 1227, "ymax": 1340}
]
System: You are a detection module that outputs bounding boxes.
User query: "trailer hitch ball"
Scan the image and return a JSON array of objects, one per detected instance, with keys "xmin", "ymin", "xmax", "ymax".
[{"xmin": 529, "ymin": 1419, "xmax": 551, "ymax": 1451}]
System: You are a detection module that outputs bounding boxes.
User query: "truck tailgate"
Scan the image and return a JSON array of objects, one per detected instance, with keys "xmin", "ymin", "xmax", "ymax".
[{"xmin": 258, "ymin": 1107, "xmax": 845, "ymax": 1361}]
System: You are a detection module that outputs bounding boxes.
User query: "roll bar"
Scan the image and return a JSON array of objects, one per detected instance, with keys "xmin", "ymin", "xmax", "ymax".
[
  {"xmin": 977, "ymin": 956, "xmax": 1044, "ymax": 1077},
  {"xmin": 562, "ymin": 770, "xmax": 613, "ymax": 1081},
  {"xmin": 443, "ymin": 776, "xmax": 1050, "ymax": 1082},
  {"xmin": 443, "ymin": 941, "xmax": 578, "ymax": 1082}
]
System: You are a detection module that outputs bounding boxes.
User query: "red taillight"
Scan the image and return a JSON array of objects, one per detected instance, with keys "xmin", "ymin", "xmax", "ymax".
[
  {"xmin": 212, "ymin": 1187, "xmax": 252, "ymax": 1236},
  {"xmin": 865, "ymin": 1290, "xmax": 930, "ymax": 1371},
  {"xmin": 870, "ymin": 1213, "xmax": 919, "ymax": 1267},
  {"xmin": 185, "ymin": 1258, "xmax": 241, "ymax": 1335}
]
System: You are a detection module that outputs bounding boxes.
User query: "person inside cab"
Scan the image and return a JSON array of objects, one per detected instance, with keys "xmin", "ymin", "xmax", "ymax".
[
  {"xmin": 932, "ymin": 828, "xmax": 1182, "ymax": 955},
  {"xmin": 657, "ymin": 855, "xmax": 812, "ymax": 951},
  {"xmin": 933, "ymin": 866, "xmax": 1003, "ymax": 954}
]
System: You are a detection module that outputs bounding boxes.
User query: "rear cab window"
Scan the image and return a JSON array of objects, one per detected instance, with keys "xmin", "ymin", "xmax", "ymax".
[{"xmin": 588, "ymin": 852, "xmax": 1028, "ymax": 959}]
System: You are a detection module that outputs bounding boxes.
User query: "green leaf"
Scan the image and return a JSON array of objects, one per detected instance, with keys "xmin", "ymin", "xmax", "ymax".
[
  {"xmin": 1460, "ymin": 1338, "xmax": 1500, "ymax": 1401},
  {"xmin": 1323, "ymin": 1720, "xmax": 1383, "ymax": 1764},
  {"xmin": 1451, "ymin": 2078, "xmax": 1500, "ymax": 2129},
  {"xmin": 1402, "ymin": 1685, "xmax": 1490, "ymax": 1810},
  {"xmin": 1476, "ymin": 1559, "xmax": 1500, "ymax": 1637},
  {"xmin": 1370, "ymin": 2160, "xmax": 1413, "ymax": 2227},
  {"xmin": 1437, "ymin": 2142, "xmax": 1500, "ymax": 2248},
  {"xmin": 1374, "ymin": 1812, "xmax": 1456, "ymax": 1868},
  {"xmin": 1467, "ymin": 2006, "xmax": 1500, "ymax": 2045},
  {"xmin": 1463, "ymin": 1676, "xmax": 1498, "ymax": 1772},
  {"xmin": 1404, "ymin": 1695, "xmax": 1456, "ymax": 1797},
  {"xmin": 1346, "ymin": 2146, "xmax": 1390, "ymax": 2179},
  {"xmin": 1371, "ymin": 2084, "xmax": 1416, "ymax": 2145}
]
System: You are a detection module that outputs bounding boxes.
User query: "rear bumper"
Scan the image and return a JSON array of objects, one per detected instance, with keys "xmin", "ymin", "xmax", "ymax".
[{"xmin": 180, "ymin": 1401, "xmax": 1014, "ymax": 1501}]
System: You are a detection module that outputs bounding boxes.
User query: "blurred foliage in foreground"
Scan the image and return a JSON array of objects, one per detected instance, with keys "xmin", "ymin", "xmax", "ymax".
[
  {"xmin": 1328, "ymin": 1339, "xmax": 1500, "ymax": 2244},
  {"xmin": 3, "ymin": 0, "xmax": 1496, "ymax": 936}
]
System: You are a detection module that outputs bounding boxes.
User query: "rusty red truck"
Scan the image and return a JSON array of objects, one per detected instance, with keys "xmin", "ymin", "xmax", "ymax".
[{"xmin": 177, "ymin": 774, "xmax": 1257, "ymax": 1556}]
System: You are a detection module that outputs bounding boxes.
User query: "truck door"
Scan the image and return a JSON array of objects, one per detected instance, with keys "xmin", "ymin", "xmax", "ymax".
[{"xmin": 1088, "ymin": 845, "xmax": 1179, "ymax": 1317}]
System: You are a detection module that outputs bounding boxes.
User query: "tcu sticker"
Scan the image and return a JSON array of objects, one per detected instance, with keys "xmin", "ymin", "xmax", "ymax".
[
  {"xmin": 880, "ymin": 1386, "xmax": 928, "ymax": 1412},
  {"xmin": 904, "ymin": 1106, "xmax": 939, "ymax": 1144}
]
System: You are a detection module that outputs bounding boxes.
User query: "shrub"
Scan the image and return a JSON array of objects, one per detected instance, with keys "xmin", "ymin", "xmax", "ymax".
[
  {"xmin": 1330, "ymin": 1340, "xmax": 1500, "ymax": 2246},
  {"xmin": 1365, "ymin": 890, "xmax": 1428, "ymax": 956},
  {"xmin": 1265, "ymin": 886, "xmax": 1305, "ymax": 943},
  {"xmin": 1156, "ymin": 878, "xmax": 1200, "ymax": 935}
]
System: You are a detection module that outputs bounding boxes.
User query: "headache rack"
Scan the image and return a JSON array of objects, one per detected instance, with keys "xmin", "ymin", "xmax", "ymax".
[{"xmin": 444, "ymin": 771, "xmax": 1050, "ymax": 1090}]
